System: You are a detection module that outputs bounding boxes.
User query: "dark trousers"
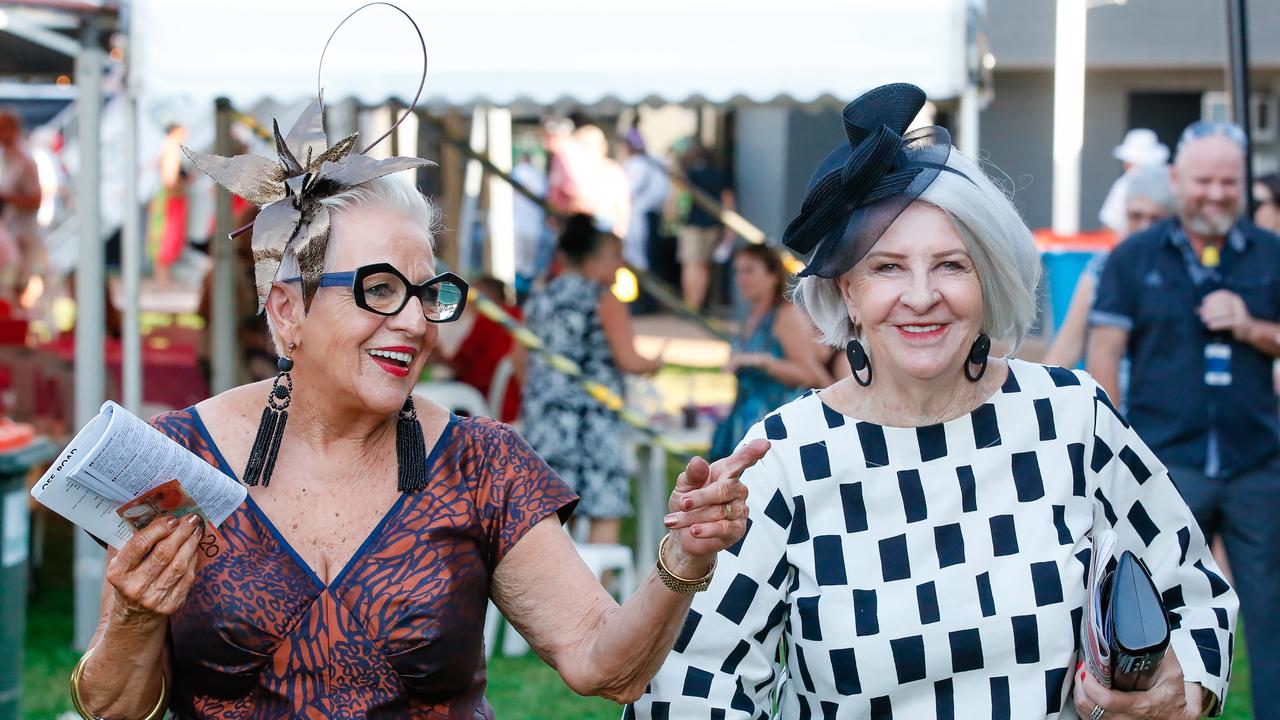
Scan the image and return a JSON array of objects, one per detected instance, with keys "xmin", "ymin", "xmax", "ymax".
[{"xmin": 1168, "ymin": 458, "xmax": 1280, "ymax": 718}]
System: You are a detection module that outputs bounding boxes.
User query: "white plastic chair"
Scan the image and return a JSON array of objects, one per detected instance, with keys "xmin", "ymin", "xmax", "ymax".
[
  {"xmin": 486, "ymin": 355, "xmax": 516, "ymax": 420},
  {"xmin": 413, "ymin": 381, "xmax": 490, "ymax": 417}
]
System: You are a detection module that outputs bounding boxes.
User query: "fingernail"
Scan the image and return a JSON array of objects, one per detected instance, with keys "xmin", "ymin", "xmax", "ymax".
[
  {"xmin": 167, "ymin": 516, "xmax": 180, "ymax": 528},
  {"xmin": 187, "ymin": 514, "xmax": 202, "ymax": 527},
  {"xmin": 682, "ymin": 498, "xmax": 694, "ymax": 511},
  {"xmin": 663, "ymin": 514, "xmax": 677, "ymax": 527},
  {"xmin": 691, "ymin": 525, "xmax": 702, "ymax": 537}
]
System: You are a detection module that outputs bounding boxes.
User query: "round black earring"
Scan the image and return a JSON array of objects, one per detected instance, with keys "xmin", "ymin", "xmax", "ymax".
[
  {"xmin": 846, "ymin": 339, "xmax": 873, "ymax": 387},
  {"xmin": 964, "ymin": 333, "xmax": 991, "ymax": 382}
]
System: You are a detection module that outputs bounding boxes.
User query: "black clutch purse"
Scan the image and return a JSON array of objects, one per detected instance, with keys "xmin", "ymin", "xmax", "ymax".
[{"xmin": 1104, "ymin": 550, "xmax": 1170, "ymax": 691}]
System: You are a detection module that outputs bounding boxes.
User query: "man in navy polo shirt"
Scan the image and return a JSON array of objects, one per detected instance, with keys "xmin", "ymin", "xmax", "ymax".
[{"xmin": 1088, "ymin": 121, "xmax": 1280, "ymax": 717}]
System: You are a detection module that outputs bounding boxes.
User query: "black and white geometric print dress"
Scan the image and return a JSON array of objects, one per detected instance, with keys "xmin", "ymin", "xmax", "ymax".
[
  {"xmin": 629, "ymin": 359, "xmax": 1237, "ymax": 719},
  {"xmin": 520, "ymin": 272, "xmax": 631, "ymax": 519}
]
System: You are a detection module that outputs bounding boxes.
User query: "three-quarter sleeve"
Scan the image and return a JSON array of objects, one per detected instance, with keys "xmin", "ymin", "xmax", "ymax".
[
  {"xmin": 1085, "ymin": 381, "xmax": 1238, "ymax": 713},
  {"xmin": 628, "ymin": 424, "xmax": 792, "ymax": 719},
  {"xmin": 470, "ymin": 417, "xmax": 578, "ymax": 569}
]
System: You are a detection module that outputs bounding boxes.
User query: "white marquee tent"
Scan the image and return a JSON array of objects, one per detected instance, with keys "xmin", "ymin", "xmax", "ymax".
[{"xmin": 133, "ymin": 0, "xmax": 978, "ymax": 109}]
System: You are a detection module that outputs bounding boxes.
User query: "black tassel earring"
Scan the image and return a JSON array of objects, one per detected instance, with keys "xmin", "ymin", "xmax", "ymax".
[
  {"xmin": 244, "ymin": 347, "xmax": 294, "ymax": 487},
  {"xmin": 964, "ymin": 333, "xmax": 991, "ymax": 382},
  {"xmin": 396, "ymin": 395, "xmax": 428, "ymax": 493},
  {"xmin": 846, "ymin": 339, "xmax": 873, "ymax": 387}
]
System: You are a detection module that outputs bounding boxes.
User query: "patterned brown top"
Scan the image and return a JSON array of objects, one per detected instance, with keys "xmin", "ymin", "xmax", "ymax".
[{"xmin": 150, "ymin": 409, "xmax": 577, "ymax": 719}]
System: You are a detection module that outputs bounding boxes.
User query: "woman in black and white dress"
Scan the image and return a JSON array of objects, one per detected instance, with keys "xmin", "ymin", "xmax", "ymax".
[
  {"xmin": 522, "ymin": 214, "xmax": 662, "ymax": 545},
  {"xmin": 629, "ymin": 84, "xmax": 1237, "ymax": 720}
]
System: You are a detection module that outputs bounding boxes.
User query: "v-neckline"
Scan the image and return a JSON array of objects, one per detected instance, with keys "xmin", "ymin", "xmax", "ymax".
[{"xmin": 189, "ymin": 406, "xmax": 458, "ymax": 591}]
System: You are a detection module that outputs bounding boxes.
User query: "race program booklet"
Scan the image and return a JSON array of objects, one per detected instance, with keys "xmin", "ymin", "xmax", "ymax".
[
  {"xmin": 1080, "ymin": 528, "xmax": 1120, "ymax": 687},
  {"xmin": 30, "ymin": 401, "xmax": 246, "ymax": 550},
  {"xmin": 1079, "ymin": 526, "xmax": 1170, "ymax": 691}
]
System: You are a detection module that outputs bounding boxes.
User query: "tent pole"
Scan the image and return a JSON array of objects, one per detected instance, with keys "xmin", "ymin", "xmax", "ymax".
[
  {"xmin": 211, "ymin": 98, "xmax": 236, "ymax": 393},
  {"xmin": 485, "ymin": 108, "xmax": 515, "ymax": 286},
  {"xmin": 457, "ymin": 106, "xmax": 487, "ymax": 275},
  {"xmin": 1226, "ymin": 0, "xmax": 1254, "ymax": 216},
  {"xmin": 957, "ymin": 1, "xmax": 983, "ymax": 158},
  {"xmin": 958, "ymin": 86, "xmax": 981, "ymax": 158},
  {"xmin": 73, "ymin": 18, "xmax": 106, "ymax": 652},
  {"xmin": 437, "ymin": 110, "xmax": 465, "ymax": 270},
  {"xmin": 1051, "ymin": 0, "xmax": 1086, "ymax": 236},
  {"xmin": 120, "ymin": 0, "xmax": 142, "ymax": 414},
  {"xmin": 121, "ymin": 92, "xmax": 142, "ymax": 413}
]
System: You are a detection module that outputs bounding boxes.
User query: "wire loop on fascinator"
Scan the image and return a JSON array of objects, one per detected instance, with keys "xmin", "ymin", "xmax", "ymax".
[
  {"xmin": 182, "ymin": 2, "xmax": 434, "ymax": 313},
  {"xmin": 318, "ymin": 2, "xmax": 428, "ymax": 155}
]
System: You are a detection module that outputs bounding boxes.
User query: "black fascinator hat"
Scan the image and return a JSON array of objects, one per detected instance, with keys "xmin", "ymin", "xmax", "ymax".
[{"xmin": 782, "ymin": 83, "xmax": 968, "ymax": 279}]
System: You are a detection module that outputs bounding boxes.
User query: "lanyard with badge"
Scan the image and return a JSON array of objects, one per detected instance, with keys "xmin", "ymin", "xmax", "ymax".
[{"xmin": 1200, "ymin": 243, "xmax": 1232, "ymax": 387}]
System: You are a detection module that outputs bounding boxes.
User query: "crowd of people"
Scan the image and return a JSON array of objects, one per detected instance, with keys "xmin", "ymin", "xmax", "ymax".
[
  {"xmin": 506, "ymin": 116, "xmax": 742, "ymax": 313},
  {"xmin": 1024, "ymin": 116, "xmax": 1280, "ymax": 719},
  {"xmin": 57, "ymin": 71, "xmax": 1267, "ymax": 720},
  {"xmin": 4, "ymin": 30, "xmax": 1275, "ymax": 713},
  {"xmin": 1083, "ymin": 120, "xmax": 1280, "ymax": 718},
  {"xmin": 441, "ymin": 115, "xmax": 834, "ymax": 546},
  {"xmin": 0, "ymin": 111, "xmax": 203, "ymax": 320}
]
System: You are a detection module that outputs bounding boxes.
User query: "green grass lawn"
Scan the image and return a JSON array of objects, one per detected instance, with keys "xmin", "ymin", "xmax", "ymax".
[{"xmin": 22, "ymin": 579, "xmax": 1255, "ymax": 719}]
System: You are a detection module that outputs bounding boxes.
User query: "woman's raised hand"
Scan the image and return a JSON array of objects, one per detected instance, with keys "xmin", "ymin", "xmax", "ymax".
[
  {"xmin": 1072, "ymin": 651, "xmax": 1204, "ymax": 720},
  {"xmin": 105, "ymin": 514, "xmax": 205, "ymax": 627},
  {"xmin": 662, "ymin": 438, "xmax": 770, "ymax": 576}
]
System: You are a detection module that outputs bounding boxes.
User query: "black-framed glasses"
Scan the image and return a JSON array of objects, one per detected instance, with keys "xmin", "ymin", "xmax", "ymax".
[{"xmin": 286, "ymin": 263, "xmax": 468, "ymax": 322}]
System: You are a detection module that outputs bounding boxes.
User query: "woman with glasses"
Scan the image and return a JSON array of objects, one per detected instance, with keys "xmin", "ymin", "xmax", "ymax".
[{"xmin": 71, "ymin": 102, "xmax": 767, "ymax": 719}]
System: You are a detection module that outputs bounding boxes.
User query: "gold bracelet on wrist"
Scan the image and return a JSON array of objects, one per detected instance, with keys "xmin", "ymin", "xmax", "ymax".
[
  {"xmin": 70, "ymin": 646, "xmax": 168, "ymax": 720},
  {"xmin": 656, "ymin": 534, "xmax": 716, "ymax": 593}
]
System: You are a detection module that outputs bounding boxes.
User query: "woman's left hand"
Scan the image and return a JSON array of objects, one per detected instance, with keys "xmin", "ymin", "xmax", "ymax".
[
  {"xmin": 662, "ymin": 438, "xmax": 771, "ymax": 577},
  {"xmin": 1073, "ymin": 651, "xmax": 1204, "ymax": 720}
]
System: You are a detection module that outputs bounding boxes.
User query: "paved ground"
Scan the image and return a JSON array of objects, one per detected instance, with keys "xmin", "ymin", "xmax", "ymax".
[{"xmin": 632, "ymin": 313, "xmax": 731, "ymax": 370}]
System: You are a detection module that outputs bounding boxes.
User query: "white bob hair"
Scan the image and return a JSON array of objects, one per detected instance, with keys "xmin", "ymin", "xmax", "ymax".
[
  {"xmin": 266, "ymin": 175, "xmax": 439, "ymax": 353},
  {"xmin": 791, "ymin": 149, "xmax": 1041, "ymax": 353}
]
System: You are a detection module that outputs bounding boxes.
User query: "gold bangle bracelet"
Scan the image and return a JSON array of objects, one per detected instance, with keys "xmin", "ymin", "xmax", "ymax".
[
  {"xmin": 70, "ymin": 646, "xmax": 169, "ymax": 720},
  {"xmin": 656, "ymin": 534, "xmax": 716, "ymax": 593}
]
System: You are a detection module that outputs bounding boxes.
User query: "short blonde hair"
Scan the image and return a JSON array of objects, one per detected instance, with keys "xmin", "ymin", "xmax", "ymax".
[{"xmin": 791, "ymin": 150, "xmax": 1041, "ymax": 354}]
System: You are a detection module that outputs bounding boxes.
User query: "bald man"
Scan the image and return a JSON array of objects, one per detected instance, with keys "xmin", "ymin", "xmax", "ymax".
[{"xmin": 1088, "ymin": 122, "xmax": 1280, "ymax": 717}]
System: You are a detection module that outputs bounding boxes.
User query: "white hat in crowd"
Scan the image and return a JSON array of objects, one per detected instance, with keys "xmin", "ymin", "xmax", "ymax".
[{"xmin": 1113, "ymin": 128, "xmax": 1170, "ymax": 166}]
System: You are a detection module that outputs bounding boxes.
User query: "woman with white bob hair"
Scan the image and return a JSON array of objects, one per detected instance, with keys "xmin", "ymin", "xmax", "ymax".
[{"xmin": 630, "ymin": 83, "xmax": 1236, "ymax": 720}]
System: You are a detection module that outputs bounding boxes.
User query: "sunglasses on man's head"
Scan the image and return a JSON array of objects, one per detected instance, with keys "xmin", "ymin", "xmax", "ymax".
[
  {"xmin": 1177, "ymin": 121, "xmax": 1247, "ymax": 152},
  {"xmin": 285, "ymin": 263, "xmax": 468, "ymax": 323}
]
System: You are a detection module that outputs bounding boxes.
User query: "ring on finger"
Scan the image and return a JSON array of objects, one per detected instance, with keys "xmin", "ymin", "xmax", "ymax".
[{"xmin": 1090, "ymin": 705, "xmax": 1104, "ymax": 720}]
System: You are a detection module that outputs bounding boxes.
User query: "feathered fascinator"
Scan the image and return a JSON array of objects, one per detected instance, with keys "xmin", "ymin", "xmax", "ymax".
[
  {"xmin": 181, "ymin": 3, "xmax": 434, "ymax": 313},
  {"xmin": 782, "ymin": 82, "xmax": 970, "ymax": 279}
]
